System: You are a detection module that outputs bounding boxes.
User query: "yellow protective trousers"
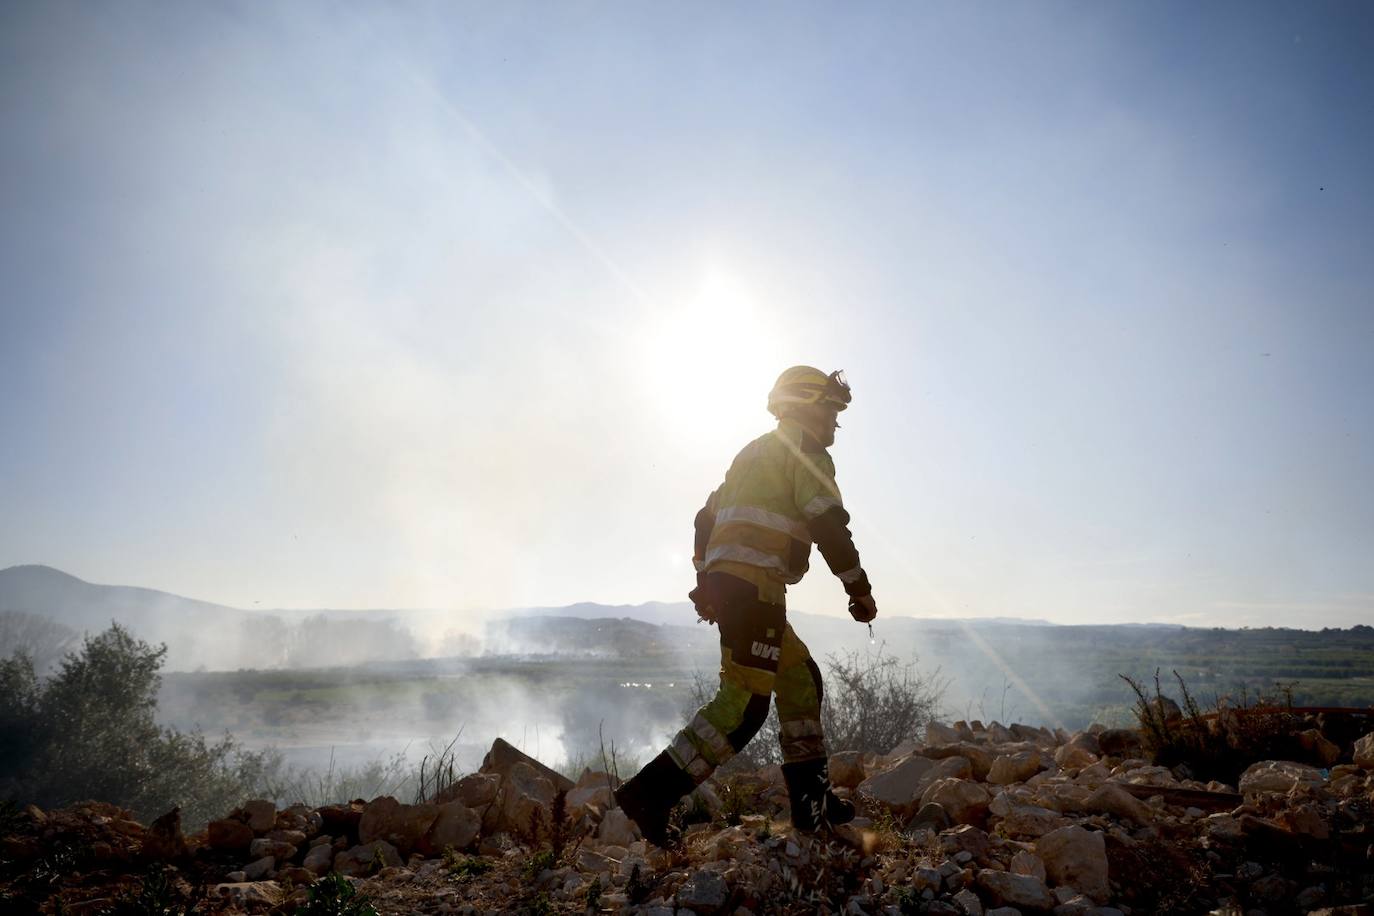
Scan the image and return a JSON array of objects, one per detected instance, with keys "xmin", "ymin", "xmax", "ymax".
[{"xmin": 666, "ymin": 572, "xmax": 827, "ymax": 783}]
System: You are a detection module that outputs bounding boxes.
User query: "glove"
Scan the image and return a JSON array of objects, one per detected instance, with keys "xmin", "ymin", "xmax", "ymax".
[
  {"xmin": 688, "ymin": 572, "xmax": 716, "ymax": 624},
  {"xmin": 848, "ymin": 593, "xmax": 877, "ymax": 623}
]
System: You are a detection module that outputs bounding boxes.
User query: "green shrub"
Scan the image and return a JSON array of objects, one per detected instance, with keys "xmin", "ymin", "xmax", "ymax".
[
  {"xmin": 292, "ymin": 873, "xmax": 378, "ymax": 916},
  {"xmin": 0, "ymin": 623, "xmax": 276, "ymax": 827}
]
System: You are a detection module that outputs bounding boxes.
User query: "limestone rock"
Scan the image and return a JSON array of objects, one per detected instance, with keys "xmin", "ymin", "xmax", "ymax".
[
  {"xmin": 1054, "ymin": 733, "xmax": 1101, "ymax": 770},
  {"xmin": 988, "ymin": 750, "xmax": 1046, "ymax": 786},
  {"xmin": 1238, "ymin": 760, "xmax": 1325, "ymax": 796},
  {"xmin": 677, "ymin": 868, "xmax": 730, "ymax": 915},
  {"xmin": 358, "ymin": 797, "xmax": 440, "ymax": 855},
  {"xmin": 598, "ymin": 807, "xmax": 639, "ymax": 847},
  {"xmin": 242, "ymin": 855, "xmax": 274, "ymax": 881},
  {"xmin": 939, "ymin": 824, "xmax": 991, "ymax": 862},
  {"xmin": 436, "ymin": 772, "xmax": 501, "ymax": 809},
  {"xmin": 997, "ymin": 804, "xmax": 1071, "ymax": 839},
  {"xmin": 334, "ymin": 840, "xmax": 402, "ymax": 877},
  {"xmin": 1010, "ymin": 849, "xmax": 1046, "ymax": 882},
  {"xmin": 566, "ymin": 785, "xmax": 614, "ymax": 819},
  {"xmin": 977, "ymin": 868, "xmax": 1054, "ymax": 910},
  {"xmin": 425, "ymin": 802, "xmax": 481, "ymax": 853},
  {"xmin": 1299, "ymin": 729, "xmax": 1341, "ymax": 767},
  {"xmin": 921, "ymin": 778, "xmax": 992, "ymax": 827},
  {"xmin": 248, "ymin": 837, "xmax": 297, "ymax": 861},
  {"xmin": 923, "ymin": 743, "xmax": 994, "ymax": 781},
  {"xmin": 952, "ymin": 888, "xmax": 983, "ymax": 916},
  {"xmin": 927, "ymin": 722, "xmax": 963, "ymax": 745},
  {"xmin": 829, "ymin": 751, "xmax": 866, "ymax": 788},
  {"xmin": 1035, "ymin": 824, "xmax": 1110, "ymax": 903},
  {"xmin": 1082, "ymin": 783, "xmax": 1153, "ymax": 824},
  {"xmin": 207, "ymin": 819, "xmax": 255, "ymax": 852},
  {"xmin": 242, "ymin": 800, "xmax": 277, "ymax": 834},
  {"xmin": 498, "ymin": 762, "xmax": 558, "ymax": 838},
  {"xmin": 212, "ymin": 882, "xmax": 282, "ymax": 908},
  {"xmin": 480, "ymin": 737, "xmax": 575, "ymax": 792},
  {"xmin": 1353, "ymin": 731, "xmax": 1374, "ymax": 769},
  {"xmin": 302, "ymin": 842, "xmax": 334, "ymax": 876},
  {"xmin": 856, "ymin": 754, "xmax": 938, "ymax": 818}
]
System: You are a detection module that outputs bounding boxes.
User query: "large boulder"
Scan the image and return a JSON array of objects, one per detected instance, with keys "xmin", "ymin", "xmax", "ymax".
[
  {"xmin": 423, "ymin": 802, "xmax": 481, "ymax": 854},
  {"xmin": 1035, "ymin": 824, "xmax": 1110, "ymax": 903},
  {"xmin": 976, "ymin": 869, "xmax": 1054, "ymax": 910},
  {"xmin": 920, "ymin": 778, "xmax": 991, "ymax": 828},
  {"xmin": 987, "ymin": 749, "xmax": 1046, "ymax": 785},
  {"xmin": 480, "ymin": 737, "xmax": 574, "ymax": 792},
  {"xmin": 357, "ymin": 797, "xmax": 440, "ymax": 855},
  {"xmin": 497, "ymin": 761, "xmax": 558, "ymax": 838},
  {"xmin": 565, "ymin": 785, "xmax": 614, "ymax": 820},
  {"xmin": 857, "ymin": 755, "xmax": 936, "ymax": 817},
  {"xmin": 1238, "ymin": 760, "xmax": 1326, "ymax": 796}
]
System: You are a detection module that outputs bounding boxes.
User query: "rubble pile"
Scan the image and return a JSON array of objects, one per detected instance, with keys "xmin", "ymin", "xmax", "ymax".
[{"xmin": 3, "ymin": 726, "xmax": 1373, "ymax": 915}]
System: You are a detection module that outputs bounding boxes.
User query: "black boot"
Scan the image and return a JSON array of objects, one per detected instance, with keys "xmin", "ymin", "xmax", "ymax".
[
  {"xmin": 782, "ymin": 758, "xmax": 855, "ymax": 832},
  {"xmin": 613, "ymin": 751, "xmax": 695, "ymax": 848}
]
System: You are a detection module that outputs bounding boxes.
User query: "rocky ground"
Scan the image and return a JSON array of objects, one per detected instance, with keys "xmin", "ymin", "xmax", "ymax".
[{"xmin": 3, "ymin": 722, "xmax": 1373, "ymax": 915}]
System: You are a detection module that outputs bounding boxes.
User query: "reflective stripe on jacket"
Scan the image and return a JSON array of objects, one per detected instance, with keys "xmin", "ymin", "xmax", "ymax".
[{"xmin": 693, "ymin": 418, "xmax": 871, "ymax": 598}]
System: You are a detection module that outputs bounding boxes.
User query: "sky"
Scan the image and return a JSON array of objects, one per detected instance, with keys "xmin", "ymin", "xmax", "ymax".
[{"xmin": 2, "ymin": 1, "xmax": 1372, "ymax": 629}]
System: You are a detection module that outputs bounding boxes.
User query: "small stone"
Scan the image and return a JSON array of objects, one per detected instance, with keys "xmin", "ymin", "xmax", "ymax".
[
  {"xmin": 953, "ymin": 888, "xmax": 983, "ymax": 916},
  {"xmin": 249, "ymin": 838, "xmax": 296, "ymax": 860},
  {"xmin": 598, "ymin": 808, "xmax": 639, "ymax": 846},
  {"xmin": 677, "ymin": 868, "xmax": 729, "ymax": 915}
]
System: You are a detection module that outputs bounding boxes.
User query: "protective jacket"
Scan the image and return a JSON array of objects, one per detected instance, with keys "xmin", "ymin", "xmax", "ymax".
[{"xmin": 693, "ymin": 417, "xmax": 872, "ymax": 605}]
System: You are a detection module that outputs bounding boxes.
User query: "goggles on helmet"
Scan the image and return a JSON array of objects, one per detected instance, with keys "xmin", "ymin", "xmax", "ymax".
[{"xmin": 819, "ymin": 370, "xmax": 852, "ymax": 410}]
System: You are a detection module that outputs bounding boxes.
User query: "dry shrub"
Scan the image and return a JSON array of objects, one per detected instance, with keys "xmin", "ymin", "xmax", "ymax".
[{"xmin": 1120, "ymin": 669, "xmax": 1312, "ymax": 785}]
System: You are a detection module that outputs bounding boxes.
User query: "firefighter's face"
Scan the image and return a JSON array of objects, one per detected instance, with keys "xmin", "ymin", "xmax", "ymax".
[{"xmin": 796, "ymin": 403, "xmax": 840, "ymax": 447}]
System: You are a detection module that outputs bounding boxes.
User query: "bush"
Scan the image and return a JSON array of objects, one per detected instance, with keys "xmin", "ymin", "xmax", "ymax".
[
  {"xmin": 0, "ymin": 622, "xmax": 276, "ymax": 827},
  {"xmin": 1121, "ymin": 668, "xmax": 1315, "ymax": 784},
  {"xmin": 688, "ymin": 647, "xmax": 945, "ymax": 771}
]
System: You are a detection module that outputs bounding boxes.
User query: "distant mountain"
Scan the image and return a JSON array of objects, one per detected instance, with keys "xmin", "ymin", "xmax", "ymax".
[
  {"xmin": 0, "ymin": 564, "xmax": 247, "ymax": 633},
  {"xmin": 0, "ymin": 564, "xmax": 1061, "ymax": 672}
]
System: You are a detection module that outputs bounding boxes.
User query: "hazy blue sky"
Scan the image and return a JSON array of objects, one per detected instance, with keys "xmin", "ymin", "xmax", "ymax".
[{"xmin": 3, "ymin": 1, "xmax": 1371, "ymax": 628}]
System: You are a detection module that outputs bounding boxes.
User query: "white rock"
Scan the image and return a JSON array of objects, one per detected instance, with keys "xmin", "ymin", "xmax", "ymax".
[
  {"xmin": 1009, "ymin": 850, "xmax": 1046, "ymax": 882},
  {"xmin": 988, "ymin": 750, "xmax": 1046, "ymax": 785},
  {"xmin": 1238, "ymin": 760, "xmax": 1325, "ymax": 796},
  {"xmin": 598, "ymin": 808, "xmax": 639, "ymax": 847},
  {"xmin": 1035, "ymin": 825, "xmax": 1109, "ymax": 904}
]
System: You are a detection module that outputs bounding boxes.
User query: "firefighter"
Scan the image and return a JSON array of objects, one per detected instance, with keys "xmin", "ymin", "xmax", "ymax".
[{"xmin": 614, "ymin": 366, "xmax": 878, "ymax": 846}]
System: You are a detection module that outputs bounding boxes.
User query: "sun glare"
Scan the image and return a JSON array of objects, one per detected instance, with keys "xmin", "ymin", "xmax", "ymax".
[{"xmin": 639, "ymin": 269, "xmax": 787, "ymax": 440}]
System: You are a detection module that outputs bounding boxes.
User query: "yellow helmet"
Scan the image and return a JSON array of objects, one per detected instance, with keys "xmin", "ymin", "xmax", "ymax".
[{"xmin": 767, "ymin": 366, "xmax": 851, "ymax": 418}]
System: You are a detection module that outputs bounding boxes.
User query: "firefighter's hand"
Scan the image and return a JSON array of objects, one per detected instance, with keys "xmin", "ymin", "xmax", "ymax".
[
  {"xmin": 848, "ymin": 593, "xmax": 878, "ymax": 623},
  {"xmin": 689, "ymin": 574, "xmax": 716, "ymax": 625}
]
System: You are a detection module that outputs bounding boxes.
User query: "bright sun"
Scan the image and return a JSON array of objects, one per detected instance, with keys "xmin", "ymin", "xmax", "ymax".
[{"xmin": 639, "ymin": 269, "xmax": 788, "ymax": 439}]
